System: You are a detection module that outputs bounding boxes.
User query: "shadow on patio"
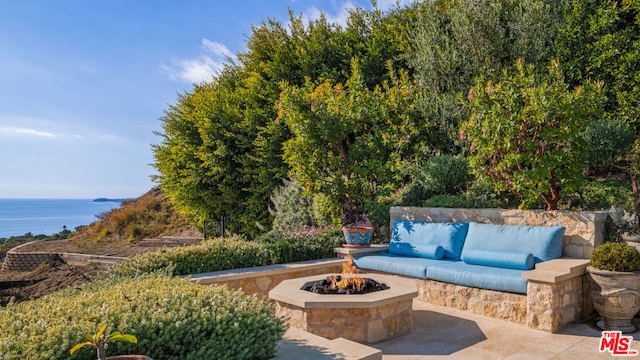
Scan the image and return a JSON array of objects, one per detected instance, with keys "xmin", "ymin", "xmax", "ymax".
[{"xmin": 372, "ymin": 310, "xmax": 486, "ymax": 356}]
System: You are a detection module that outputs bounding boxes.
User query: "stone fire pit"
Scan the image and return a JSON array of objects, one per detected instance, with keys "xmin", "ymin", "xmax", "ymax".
[{"xmin": 269, "ymin": 273, "xmax": 418, "ymax": 343}]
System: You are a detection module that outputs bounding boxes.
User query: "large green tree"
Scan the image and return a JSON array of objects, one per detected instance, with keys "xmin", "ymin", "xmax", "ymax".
[
  {"xmin": 556, "ymin": 0, "xmax": 640, "ymax": 130},
  {"xmin": 461, "ymin": 59, "xmax": 604, "ymax": 210},
  {"xmin": 278, "ymin": 59, "xmax": 424, "ymax": 222},
  {"xmin": 153, "ymin": 5, "xmax": 416, "ymax": 236},
  {"xmin": 410, "ymin": 0, "xmax": 568, "ymax": 153}
]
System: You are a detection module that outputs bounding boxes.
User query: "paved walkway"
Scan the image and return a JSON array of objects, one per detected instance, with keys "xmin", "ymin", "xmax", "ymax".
[
  {"xmin": 277, "ymin": 299, "xmax": 640, "ymax": 359},
  {"xmin": 376, "ymin": 300, "xmax": 639, "ymax": 359}
]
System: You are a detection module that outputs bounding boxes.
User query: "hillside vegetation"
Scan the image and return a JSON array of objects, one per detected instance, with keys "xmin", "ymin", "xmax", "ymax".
[{"xmin": 1, "ymin": 188, "xmax": 199, "ymax": 255}]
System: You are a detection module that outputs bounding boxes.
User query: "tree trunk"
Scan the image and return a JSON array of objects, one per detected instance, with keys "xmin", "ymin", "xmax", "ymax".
[{"xmin": 97, "ymin": 345, "xmax": 107, "ymax": 360}]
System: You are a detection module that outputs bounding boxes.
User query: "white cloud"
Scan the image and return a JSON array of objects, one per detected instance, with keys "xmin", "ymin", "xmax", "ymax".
[
  {"xmin": 302, "ymin": 1, "xmax": 356, "ymax": 27},
  {"xmin": 202, "ymin": 39, "xmax": 234, "ymax": 59},
  {"xmin": 0, "ymin": 126, "xmax": 57, "ymax": 138},
  {"xmin": 302, "ymin": 0, "xmax": 416, "ymax": 27},
  {"xmin": 98, "ymin": 134, "xmax": 124, "ymax": 142},
  {"xmin": 377, "ymin": 0, "xmax": 415, "ymax": 12},
  {"xmin": 163, "ymin": 39, "xmax": 235, "ymax": 84}
]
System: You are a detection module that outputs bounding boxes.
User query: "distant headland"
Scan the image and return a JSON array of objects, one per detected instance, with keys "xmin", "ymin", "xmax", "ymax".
[{"xmin": 93, "ymin": 198, "xmax": 128, "ymax": 203}]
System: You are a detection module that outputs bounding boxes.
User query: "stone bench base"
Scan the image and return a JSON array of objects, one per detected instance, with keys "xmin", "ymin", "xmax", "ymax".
[
  {"xmin": 360, "ymin": 257, "xmax": 590, "ymax": 332},
  {"xmin": 416, "ymin": 279, "xmax": 527, "ymax": 324}
]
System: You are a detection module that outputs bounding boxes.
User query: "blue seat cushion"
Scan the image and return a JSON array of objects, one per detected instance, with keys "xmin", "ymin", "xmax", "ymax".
[
  {"xmin": 463, "ymin": 250, "xmax": 534, "ymax": 270},
  {"xmin": 461, "ymin": 222, "xmax": 565, "ymax": 263},
  {"xmin": 426, "ymin": 261, "xmax": 528, "ymax": 294},
  {"xmin": 353, "ymin": 254, "xmax": 455, "ymax": 279},
  {"xmin": 389, "ymin": 242, "xmax": 444, "ymax": 259},
  {"xmin": 391, "ymin": 220, "xmax": 469, "ymax": 260}
]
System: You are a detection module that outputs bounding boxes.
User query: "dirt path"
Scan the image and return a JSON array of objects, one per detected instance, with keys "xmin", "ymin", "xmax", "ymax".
[
  {"xmin": 0, "ymin": 232, "xmax": 201, "ymax": 306},
  {"xmin": 0, "ymin": 261, "xmax": 100, "ymax": 306}
]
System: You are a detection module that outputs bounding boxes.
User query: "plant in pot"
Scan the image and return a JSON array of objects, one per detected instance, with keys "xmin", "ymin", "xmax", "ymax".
[
  {"xmin": 587, "ymin": 241, "xmax": 640, "ymax": 333},
  {"xmin": 277, "ymin": 60, "xmax": 419, "ymax": 249},
  {"xmin": 341, "ymin": 198, "xmax": 373, "ymax": 248}
]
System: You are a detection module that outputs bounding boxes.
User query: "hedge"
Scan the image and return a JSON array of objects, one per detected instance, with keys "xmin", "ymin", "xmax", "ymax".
[
  {"xmin": 0, "ymin": 275, "xmax": 286, "ymax": 360},
  {"xmin": 108, "ymin": 230, "xmax": 343, "ymax": 278}
]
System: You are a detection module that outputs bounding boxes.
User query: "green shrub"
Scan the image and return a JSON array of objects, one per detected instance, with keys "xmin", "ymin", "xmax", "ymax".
[
  {"xmin": 414, "ymin": 155, "xmax": 471, "ymax": 196},
  {"xmin": 256, "ymin": 227, "xmax": 343, "ymax": 264},
  {"xmin": 559, "ymin": 179, "xmax": 634, "ymax": 211},
  {"xmin": 590, "ymin": 242, "xmax": 640, "ymax": 272},
  {"xmin": 270, "ymin": 179, "xmax": 316, "ymax": 233},
  {"xmin": 399, "ymin": 183, "xmax": 430, "ymax": 207},
  {"xmin": 108, "ymin": 230, "xmax": 343, "ymax": 278},
  {"xmin": 422, "ymin": 194, "xmax": 470, "ymax": 208},
  {"xmin": 108, "ymin": 235, "xmax": 269, "ymax": 277},
  {"xmin": 582, "ymin": 119, "xmax": 635, "ymax": 175},
  {"xmin": 0, "ymin": 276, "xmax": 286, "ymax": 360}
]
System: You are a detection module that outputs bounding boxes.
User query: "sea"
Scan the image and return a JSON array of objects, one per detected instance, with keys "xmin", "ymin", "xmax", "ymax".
[{"xmin": 0, "ymin": 199, "xmax": 123, "ymax": 239}]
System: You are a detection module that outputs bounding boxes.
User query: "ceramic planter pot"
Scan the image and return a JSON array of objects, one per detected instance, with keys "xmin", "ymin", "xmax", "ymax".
[
  {"xmin": 587, "ymin": 266, "xmax": 640, "ymax": 333},
  {"xmin": 342, "ymin": 226, "xmax": 373, "ymax": 248},
  {"xmin": 621, "ymin": 232, "xmax": 640, "ymax": 252}
]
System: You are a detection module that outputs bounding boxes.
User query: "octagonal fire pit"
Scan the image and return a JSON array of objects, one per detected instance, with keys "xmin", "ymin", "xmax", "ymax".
[{"xmin": 269, "ymin": 261, "xmax": 417, "ymax": 343}]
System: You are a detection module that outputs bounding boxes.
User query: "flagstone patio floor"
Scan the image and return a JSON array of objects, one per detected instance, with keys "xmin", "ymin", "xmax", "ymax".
[{"xmin": 275, "ymin": 299, "xmax": 640, "ymax": 359}]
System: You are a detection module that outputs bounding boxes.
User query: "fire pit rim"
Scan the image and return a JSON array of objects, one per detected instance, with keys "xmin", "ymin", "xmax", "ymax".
[{"xmin": 268, "ymin": 273, "xmax": 418, "ymax": 309}]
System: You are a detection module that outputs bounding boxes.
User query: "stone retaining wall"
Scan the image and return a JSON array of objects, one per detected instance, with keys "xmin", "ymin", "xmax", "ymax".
[
  {"xmin": 1, "ymin": 251, "xmax": 63, "ymax": 272},
  {"xmin": 390, "ymin": 207, "xmax": 608, "ymax": 258},
  {"xmin": 1, "ymin": 241, "xmax": 127, "ymax": 272}
]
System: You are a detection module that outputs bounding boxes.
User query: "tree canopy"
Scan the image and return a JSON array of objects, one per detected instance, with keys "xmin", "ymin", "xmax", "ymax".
[
  {"xmin": 153, "ymin": 0, "xmax": 640, "ymax": 237},
  {"xmin": 462, "ymin": 59, "xmax": 604, "ymax": 210}
]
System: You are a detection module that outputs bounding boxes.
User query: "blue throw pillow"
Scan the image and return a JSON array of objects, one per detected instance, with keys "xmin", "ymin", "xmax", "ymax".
[
  {"xmin": 391, "ymin": 220, "xmax": 469, "ymax": 260},
  {"xmin": 388, "ymin": 242, "xmax": 445, "ymax": 259},
  {"xmin": 463, "ymin": 250, "xmax": 535, "ymax": 270}
]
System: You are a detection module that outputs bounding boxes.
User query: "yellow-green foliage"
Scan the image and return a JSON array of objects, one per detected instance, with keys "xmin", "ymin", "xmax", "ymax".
[
  {"xmin": 590, "ymin": 242, "xmax": 640, "ymax": 272},
  {"xmin": 0, "ymin": 276, "xmax": 286, "ymax": 360},
  {"xmin": 107, "ymin": 235, "xmax": 269, "ymax": 277}
]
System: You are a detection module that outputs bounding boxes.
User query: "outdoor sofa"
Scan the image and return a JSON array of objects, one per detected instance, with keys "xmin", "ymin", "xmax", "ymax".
[{"xmin": 354, "ymin": 220, "xmax": 565, "ymax": 294}]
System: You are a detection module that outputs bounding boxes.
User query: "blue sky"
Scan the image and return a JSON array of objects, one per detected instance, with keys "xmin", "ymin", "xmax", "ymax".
[{"xmin": 0, "ymin": 0, "xmax": 411, "ymax": 199}]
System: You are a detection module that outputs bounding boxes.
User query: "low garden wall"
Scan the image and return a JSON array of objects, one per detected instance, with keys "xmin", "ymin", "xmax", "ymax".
[{"xmin": 188, "ymin": 258, "xmax": 344, "ymax": 298}]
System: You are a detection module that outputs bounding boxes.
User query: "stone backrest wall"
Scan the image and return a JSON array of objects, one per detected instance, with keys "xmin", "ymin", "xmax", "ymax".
[{"xmin": 390, "ymin": 207, "xmax": 608, "ymax": 259}]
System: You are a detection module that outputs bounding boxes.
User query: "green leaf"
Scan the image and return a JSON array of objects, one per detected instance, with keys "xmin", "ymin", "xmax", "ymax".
[
  {"xmin": 69, "ymin": 342, "xmax": 94, "ymax": 355},
  {"xmin": 108, "ymin": 332, "xmax": 138, "ymax": 344}
]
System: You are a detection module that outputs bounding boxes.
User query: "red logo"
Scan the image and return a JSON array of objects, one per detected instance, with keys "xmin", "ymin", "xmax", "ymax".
[{"xmin": 599, "ymin": 331, "xmax": 638, "ymax": 356}]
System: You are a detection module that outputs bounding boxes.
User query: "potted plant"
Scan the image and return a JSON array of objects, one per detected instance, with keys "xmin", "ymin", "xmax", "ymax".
[
  {"xmin": 70, "ymin": 323, "xmax": 151, "ymax": 360},
  {"xmin": 341, "ymin": 199, "xmax": 373, "ymax": 248},
  {"xmin": 587, "ymin": 241, "xmax": 640, "ymax": 333}
]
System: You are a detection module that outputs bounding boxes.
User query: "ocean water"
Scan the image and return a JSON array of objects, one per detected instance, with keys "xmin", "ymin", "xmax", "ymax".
[{"xmin": 0, "ymin": 199, "xmax": 123, "ymax": 239}]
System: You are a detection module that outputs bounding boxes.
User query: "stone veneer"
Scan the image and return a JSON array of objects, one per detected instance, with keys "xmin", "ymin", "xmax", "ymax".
[
  {"xmin": 189, "ymin": 259, "xmax": 344, "ymax": 299},
  {"xmin": 269, "ymin": 273, "xmax": 417, "ymax": 343},
  {"xmin": 416, "ymin": 279, "xmax": 527, "ymax": 324},
  {"xmin": 390, "ymin": 207, "xmax": 608, "ymax": 258},
  {"xmin": 526, "ymin": 276, "xmax": 586, "ymax": 332}
]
